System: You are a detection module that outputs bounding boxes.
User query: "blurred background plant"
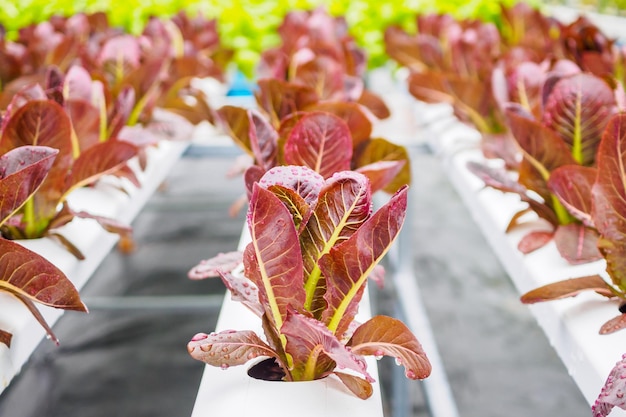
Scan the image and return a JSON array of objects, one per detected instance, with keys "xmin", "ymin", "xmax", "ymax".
[
  {"xmin": 545, "ymin": 0, "xmax": 626, "ymax": 14},
  {"xmin": 0, "ymin": 0, "xmax": 540, "ymax": 77}
]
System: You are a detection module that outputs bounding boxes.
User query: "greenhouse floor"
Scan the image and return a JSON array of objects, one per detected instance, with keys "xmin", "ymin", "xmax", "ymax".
[{"xmin": 0, "ymin": 143, "xmax": 590, "ymax": 417}]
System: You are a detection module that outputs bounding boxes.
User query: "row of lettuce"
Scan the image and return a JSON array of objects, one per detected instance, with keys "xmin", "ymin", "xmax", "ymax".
[
  {"xmin": 185, "ymin": 8, "xmax": 431, "ymax": 399},
  {"xmin": 383, "ymin": 2, "xmax": 626, "ymax": 416},
  {"xmin": 1, "ymin": 0, "xmax": 625, "ymax": 411},
  {"xmin": 0, "ymin": 0, "xmax": 537, "ymax": 76},
  {"xmin": 0, "ymin": 4, "xmax": 432, "ymax": 402},
  {"xmin": 0, "ymin": 11, "xmax": 231, "ymax": 346}
]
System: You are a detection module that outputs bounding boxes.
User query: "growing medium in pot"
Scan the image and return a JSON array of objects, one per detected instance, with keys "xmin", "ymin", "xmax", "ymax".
[{"xmin": 187, "ymin": 165, "xmax": 431, "ymax": 398}]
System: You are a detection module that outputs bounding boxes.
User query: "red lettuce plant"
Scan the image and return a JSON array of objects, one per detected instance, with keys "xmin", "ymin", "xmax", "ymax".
[
  {"xmin": 138, "ymin": 12, "xmax": 232, "ymax": 126},
  {"xmin": 557, "ymin": 16, "xmax": 626, "ymax": 102},
  {"xmin": 497, "ymin": 2, "xmax": 562, "ymax": 56},
  {"xmin": 257, "ymin": 8, "xmax": 389, "ymax": 120},
  {"xmin": 492, "ymin": 56, "xmax": 581, "ymax": 122},
  {"xmin": 216, "ymin": 78, "xmax": 409, "ymax": 195},
  {"xmin": 0, "ymin": 11, "xmax": 230, "ymax": 130},
  {"xmin": 469, "ymin": 72, "xmax": 620, "ymax": 264},
  {"xmin": 558, "ymin": 16, "xmax": 617, "ymax": 78},
  {"xmin": 187, "ymin": 165, "xmax": 431, "ymax": 398},
  {"xmin": 384, "ymin": 14, "xmax": 506, "ymax": 139},
  {"xmin": 384, "ymin": 5, "xmax": 578, "ymax": 163},
  {"xmin": 0, "ymin": 87, "xmax": 139, "ymax": 258},
  {"xmin": 519, "ymin": 113, "xmax": 626, "ymax": 334},
  {"xmin": 0, "ymin": 145, "xmax": 87, "ymax": 346}
]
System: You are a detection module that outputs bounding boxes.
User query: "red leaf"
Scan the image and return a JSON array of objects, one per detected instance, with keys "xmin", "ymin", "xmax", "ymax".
[
  {"xmin": 300, "ymin": 171, "xmax": 371, "ymax": 316},
  {"xmin": 467, "ymin": 161, "xmax": 558, "ymax": 227},
  {"xmin": 517, "ymin": 230, "xmax": 554, "ymax": 254},
  {"xmin": 244, "ymin": 165, "xmax": 265, "ymax": 200},
  {"xmin": 356, "ymin": 160, "xmax": 406, "ymax": 194},
  {"xmin": 188, "ymin": 251, "xmax": 243, "ymax": 279},
  {"xmin": 520, "ymin": 275, "xmax": 614, "ymax": 304},
  {"xmin": 0, "ymin": 330, "xmax": 12, "ymax": 347},
  {"xmin": 553, "ymin": 224, "xmax": 602, "ymax": 265},
  {"xmin": 321, "ymin": 186, "xmax": 408, "ymax": 336},
  {"xmin": 0, "ymin": 238, "xmax": 87, "ymax": 344},
  {"xmin": 548, "ymin": 165, "xmax": 596, "ymax": 226},
  {"xmin": 0, "ymin": 239, "xmax": 86, "ymax": 310},
  {"xmin": 0, "ymin": 100, "xmax": 74, "ymax": 222},
  {"xmin": 293, "ymin": 56, "xmax": 344, "ymax": 100},
  {"xmin": 600, "ymin": 314, "xmax": 626, "ymax": 335},
  {"xmin": 187, "ymin": 330, "xmax": 278, "ymax": 369},
  {"xmin": 215, "ymin": 105, "xmax": 252, "ymax": 155},
  {"xmin": 66, "ymin": 99, "xmax": 101, "ymax": 151},
  {"xmin": 258, "ymin": 165, "xmax": 325, "ymax": 208},
  {"xmin": 248, "ymin": 109, "xmax": 278, "ymax": 171},
  {"xmin": 246, "ymin": 184, "xmax": 305, "ymax": 331},
  {"xmin": 0, "ymin": 146, "xmax": 58, "ymax": 225},
  {"xmin": 98, "ymin": 35, "xmax": 141, "ymax": 68},
  {"xmin": 592, "ymin": 353, "xmax": 626, "ymax": 416},
  {"xmin": 284, "ymin": 112, "xmax": 352, "ymax": 179},
  {"xmin": 281, "ymin": 309, "xmax": 373, "ymax": 382},
  {"xmin": 64, "ymin": 65, "xmax": 95, "ymax": 102},
  {"xmin": 306, "ymin": 101, "xmax": 372, "ymax": 146},
  {"xmin": 255, "ymin": 78, "xmax": 319, "ymax": 127},
  {"xmin": 353, "ymin": 138, "xmax": 411, "ymax": 193},
  {"xmin": 0, "ymin": 100, "xmax": 74, "ymax": 163},
  {"xmin": 73, "ymin": 210, "xmax": 133, "ymax": 236},
  {"xmin": 65, "ymin": 140, "xmax": 138, "ymax": 195},
  {"xmin": 107, "ymin": 86, "xmax": 136, "ymax": 140},
  {"xmin": 267, "ymin": 185, "xmax": 313, "ymax": 234},
  {"xmin": 506, "ymin": 107, "xmax": 577, "ymax": 181},
  {"xmin": 593, "ymin": 114, "xmax": 626, "ymax": 290},
  {"xmin": 218, "ymin": 271, "xmax": 264, "ymax": 317},
  {"xmin": 542, "ymin": 73, "xmax": 616, "ymax": 166},
  {"xmin": 334, "ymin": 372, "xmax": 373, "ymax": 399},
  {"xmin": 349, "ymin": 315, "xmax": 432, "ymax": 380},
  {"xmin": 357, "ymin": 90, "xmax": 390, "ymax": 120}
]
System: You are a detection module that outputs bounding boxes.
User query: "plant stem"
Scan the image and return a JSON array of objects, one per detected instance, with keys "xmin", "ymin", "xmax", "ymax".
[
  {"xmin": 327, "ymin": 274, "xmax": 369, "ymax": 334},
  {"xmin": 301, "ymin": 345, "xmax": 323, "ymax": 381},
  {"xmin": 572, "ymin": 90, "xmax": 583, "ymax": 164},
  {"xmin": 551, "ymin": 194, "xmax": 573, "ymax": 226},
  {"xmin": 303, "ymin": 265, "xmax": 322, "ymax": 311},
  {"xmin": 23, "ymin": 197, "xmax": 36, "ymax": 238}
]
